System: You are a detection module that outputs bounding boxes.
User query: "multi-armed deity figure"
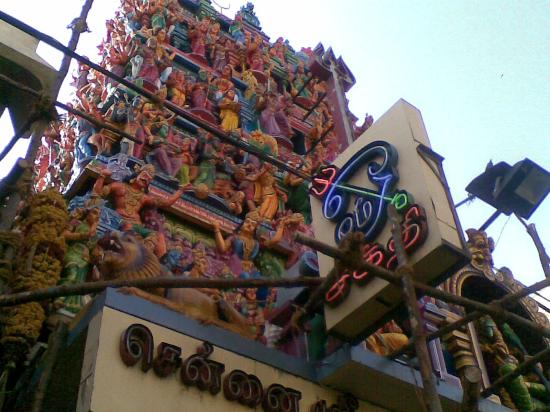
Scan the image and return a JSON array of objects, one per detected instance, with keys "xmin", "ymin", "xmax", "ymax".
[{"xmin": 93, "ymin": 164, "xmax": 186, "ymax": 229}]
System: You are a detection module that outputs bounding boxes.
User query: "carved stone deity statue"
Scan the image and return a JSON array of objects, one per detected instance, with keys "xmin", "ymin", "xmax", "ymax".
[{"xmin": 466, "ymin": 228, "xmax": 495, "ymax": 277}]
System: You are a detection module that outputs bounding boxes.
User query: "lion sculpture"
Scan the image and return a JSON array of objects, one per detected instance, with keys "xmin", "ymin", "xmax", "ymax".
[{"xmin": 95, "ymin": 231, "xmax": 254, "ymax": 339}]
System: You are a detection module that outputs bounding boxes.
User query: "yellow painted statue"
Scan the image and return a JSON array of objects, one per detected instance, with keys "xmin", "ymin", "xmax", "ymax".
[{"xmin": 365, "ymin": 320, "xmax": 409, "ymax": 356}]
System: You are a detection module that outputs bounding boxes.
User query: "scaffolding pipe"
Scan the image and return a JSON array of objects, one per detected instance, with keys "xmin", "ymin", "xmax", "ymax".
[
  {"xmin": 389, "ymin": 275, "xmax": 550, "ymax": 358},
  {"xmin": 0, "ymin": 73, "xmax": 143, "ymax": 146},
  {"xmin": 26, "ymin": 0, "xmax": 95, "ymax": 164},
  {"xmin": 388, "ymin": 205, "xmax": 443, "ymax": 412},
  {"xmin": 0, "ymin": 10, "xmax": 311, "ymax": 181},
  {"xmin": 0, "ymin": 1, "xmax": 94, "ymax": 236},
  {"xmin": 294, "ymin": 233, "xmax": 550, "ymax": 340},
  {"xmin": 0, "ymin": 276, "xmax": 322, "ymax": 307},
  {"xmin": 516, "ymin": 215, "xmax": 550, "ymax": 280}
]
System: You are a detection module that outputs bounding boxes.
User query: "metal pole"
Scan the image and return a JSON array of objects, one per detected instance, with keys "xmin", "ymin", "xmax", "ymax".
[
  {"xmin": 454, "ymin": 194, "xmax": 476, "ymax": 209},
  {"xmin": 292, "ymin": 76, "xmax": 313, "ymax": 103},
  {"xmin": 299, "ymin": 268, "xmax": 336, "ymax": 319},
  {"xmin": 390, "ymin": 311, "xmax": 482, "ymax": 359},
  {"xmin": 0, "ymin": 73, "xmax": 158, "ymax": 146},
  {"xmin": 388, "ymin": 205, "xmax": 443, "ymax": 412},
  {"xmin": 0, "ymin": 1, "xmax": 94, "ymax": 236},
  {"xmin": 0, "ymin": 114, "xmax": 40, "ymax": 162}
]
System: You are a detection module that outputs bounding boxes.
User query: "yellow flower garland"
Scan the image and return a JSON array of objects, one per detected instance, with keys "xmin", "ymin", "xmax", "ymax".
[{"xmin": 0, "ymin": 189, "xmax": 69, "ymax": 365}]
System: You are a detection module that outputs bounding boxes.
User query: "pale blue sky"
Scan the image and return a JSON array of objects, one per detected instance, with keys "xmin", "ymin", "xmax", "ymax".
[{"xmin": 1, "ymin": 1, "xmax": 549, "ymax": 299}]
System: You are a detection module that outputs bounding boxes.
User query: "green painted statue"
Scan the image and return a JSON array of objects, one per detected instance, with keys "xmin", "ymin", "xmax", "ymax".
[{"xmin": 55, "ymin": 207, "xmax": 100, "ymax": 313}]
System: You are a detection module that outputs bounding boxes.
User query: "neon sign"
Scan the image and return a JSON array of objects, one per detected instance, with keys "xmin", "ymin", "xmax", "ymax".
[
  {"xmin": 310, "ymin": 141, "xmax": 413, "ymax": 244},
  {"xmin": 324, "ymin": 204, "xmax": 428, "ymax": 306},
  {"xmin": 309, "ymin": 140, "xmax": 430, "ymax": 306}
]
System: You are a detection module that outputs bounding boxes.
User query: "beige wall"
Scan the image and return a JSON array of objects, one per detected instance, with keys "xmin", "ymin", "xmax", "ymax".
[
  {"xmin": 310, "ymin": 99, "xmax": 467, "ymax": 339},
  {"xmin": 79, "ymin": 307, "xmax": 388, "ymax": 412},
  {"xmin": 0, "ymin": 21, "xmax": 57, "ymax": 131},
  {"xmin": 0, "ymin": 21, "xmax": 56, "ymax": 91}
]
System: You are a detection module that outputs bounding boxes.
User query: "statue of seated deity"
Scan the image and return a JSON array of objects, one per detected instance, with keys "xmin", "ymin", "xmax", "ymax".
[{"xmin": 365, "ymin": 320, "xmax": 409, "ymax": 356}]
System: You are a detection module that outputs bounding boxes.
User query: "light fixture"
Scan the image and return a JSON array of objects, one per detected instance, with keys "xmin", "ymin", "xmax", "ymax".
[{"xmin": 465, "ymin": 158, "xmax": 550, "ymax": 229}]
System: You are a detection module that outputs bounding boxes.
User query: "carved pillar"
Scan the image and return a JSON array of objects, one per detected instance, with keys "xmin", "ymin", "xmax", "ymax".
[
  {"xmin": 441, "ymin": 312, "xmax": 477, "ymax": 376},
  {"xmin": 440, "ymin": 310, "xmax": 502, "ymax": 405}
]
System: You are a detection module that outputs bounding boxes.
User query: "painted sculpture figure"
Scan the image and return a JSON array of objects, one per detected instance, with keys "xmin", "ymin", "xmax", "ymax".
[
  {"xmin": 212, "ymin": 210, "xmax": 303, "ymax": 277},
  {"xmin": 218, "ymin": 89, "xmax": 241, "ymax": 132},
  {"xmin": 466, "ymin": 228, "xmax": 495, "ymax": 276},
  {"xmin": 95, "ymin": 231, "xmax": 254, "ymax": 338},
  {"xmin": 476, "ymin": 315, "xmax": 550, "ymax": 411},
  {"xmin": 247, "ymin": 162, "xmax": 286, "ymax": 220},
  {"xmin": 1, "ymin": 3, "xmax": 549, "ymax": 412},
  {"xmin": 57, "ymin": 207, "xmax": 101, "ymax": 313},
  {"xmin": 92, "ymin": 164, "xmax": 186, "ymax": 227},
  {"xmin": 26, "ymin": 0, "xmax": 379, "ymax": 361},
  {"xmin": 365, "ymin": 320, "xmax": 409, "ymax": 356}
]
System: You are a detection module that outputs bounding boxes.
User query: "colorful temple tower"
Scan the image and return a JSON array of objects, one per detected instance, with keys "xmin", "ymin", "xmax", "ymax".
[
  {"xmin": 31, "ymin": 0, "xmax": 366, "ymax": 349},
  {"xmin": 1, "ymin": 1, "xmax": 549, "ymax": 412}
]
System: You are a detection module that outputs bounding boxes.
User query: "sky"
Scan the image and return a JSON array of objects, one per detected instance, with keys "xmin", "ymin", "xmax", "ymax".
[{"xmin": 0, "ymin": 0, "xmax": 549, "ymax": 303}]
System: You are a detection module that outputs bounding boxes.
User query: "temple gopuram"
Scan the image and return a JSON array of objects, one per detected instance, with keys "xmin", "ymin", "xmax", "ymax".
[{"xmin": 0, "ymin": 1, "xmax": 549, "ymax": 412}]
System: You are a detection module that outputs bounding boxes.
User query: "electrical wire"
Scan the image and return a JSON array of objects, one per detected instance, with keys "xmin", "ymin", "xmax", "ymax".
[{"xmin": 494, "ymin": 214, "xmax": 511, "ymax": 249}]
